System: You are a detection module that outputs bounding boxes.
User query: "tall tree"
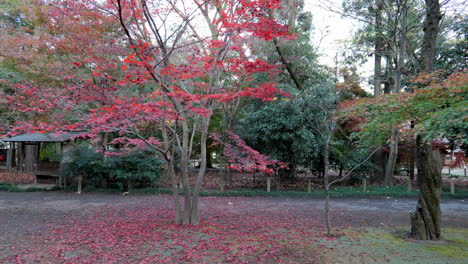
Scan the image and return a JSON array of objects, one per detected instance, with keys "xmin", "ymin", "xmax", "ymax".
[
  {"xmin": 410, "ymin": 0, "xmax": 443, "ymax": 240},
  {"xmin": 341, "ymin": 0, "xmax": 425, "ymax": 186},
  {"xmin": 4, "ymin": 0, "xmax": 289, "ymax": 226}
]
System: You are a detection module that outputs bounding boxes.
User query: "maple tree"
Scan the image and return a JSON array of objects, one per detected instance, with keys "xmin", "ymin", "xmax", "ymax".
[
  {"xmin": 2, "ymin": 0, "xmax": 290, "ymax": 225},
  {"xmin": 342, "ymin": 70, "xmax": 468, "ymax": 239}
]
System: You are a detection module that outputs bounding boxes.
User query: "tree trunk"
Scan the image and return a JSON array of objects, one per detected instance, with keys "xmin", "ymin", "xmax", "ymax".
[
  {"xmin": 373, "ymin": 0, "xmax": 383, "ymax": 97},
  {"xmin": 162, "ymin": 119, "xmax": 181, "ymax": 224},
  {"xmin": 325, "ymin": 186, "xmax": 331, "ymax": 236},
  {"xmin": 384, "ymin": 129, "xmax": 398, "ymax": 186},
  {"xmin": 410, "ymin": 137, "xmax": 443, "ymax": 240},
  {"xmin": 169, "ymin": 158, "xmax": 181, "ymax": 224},
  {"xmin": 421, "ymin": 0, "xmax": 442, "ymax": 73},
  {"xmin": 190, "ymin": 115, "xmax": 211, "ymax": 225},
  {"xmin": 409, "ymin": 144, "xmax": 416, "ymax": 180},
  {"xmin": 409, "ymin": 121, "xmax": 416, "ymax": 180},
  {"xmin": 410, "ymin": 0, "xmax": 443, "ymax": 240},
  {"xmin": 323, "ymin": 136, "xmax": 332, "ymax": 236},
  {"xmin": 393, "ymin": 2, "xmax": 408, "ymax": 94},
  {"xmin": 180, "ymin": 119, "xmax": 192, "ymax": 225}
]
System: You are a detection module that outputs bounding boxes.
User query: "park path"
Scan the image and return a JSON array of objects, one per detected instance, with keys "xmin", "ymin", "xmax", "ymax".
[{"xmin": 1, "ymin": 191, "xmax": 467, "ymax": 238}]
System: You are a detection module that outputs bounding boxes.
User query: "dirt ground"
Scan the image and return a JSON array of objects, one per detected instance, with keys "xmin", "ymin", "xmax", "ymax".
[
  {"xmin": 1, "ymin": 191, "xmax": 468, "ymax": 263},
  {"xmin": 1, "ymin": 191, "xmax": 467, "ymax": 237}
]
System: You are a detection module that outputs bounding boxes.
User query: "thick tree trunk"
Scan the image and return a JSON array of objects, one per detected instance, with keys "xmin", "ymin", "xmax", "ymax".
[
  {"xmin": 410, "ymin": 0, "xmax": 443, "ymax": 240},
  {"xmin": 384, "ymin": 129, "xmax": 398, "ymax": 186},
  {"xmin": 421, "ymin": 0, "xmax": 442, "ymax": 73},
  {"xmin": 410, "ymin": 137, "xmax": 443, "ymax": 240}
]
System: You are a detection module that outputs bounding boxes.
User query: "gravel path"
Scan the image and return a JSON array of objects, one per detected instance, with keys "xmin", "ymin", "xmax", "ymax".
[{"xmin": 1, "ymin": 191, "xmax": 467, "ymax": 238}]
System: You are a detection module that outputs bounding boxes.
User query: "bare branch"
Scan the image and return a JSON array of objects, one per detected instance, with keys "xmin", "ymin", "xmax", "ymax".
[{"xmin": 328, "ymin": 145, "xmax": 385, "ymax": 187}]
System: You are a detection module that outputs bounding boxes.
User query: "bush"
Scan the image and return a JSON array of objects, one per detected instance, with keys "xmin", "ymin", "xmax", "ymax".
[
  {"xmin": 108, "ymin": 150, "xmax": 163, "ymax": 189},
  {"xmin": 68, "ymin": 145, "xmax": 164, "ymax": 191}
]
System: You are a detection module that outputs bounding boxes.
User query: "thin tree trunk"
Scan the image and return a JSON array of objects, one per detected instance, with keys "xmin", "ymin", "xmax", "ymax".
[
  {"xmin": 384, "ymin": 129, "xmax": 398, "ymax": 186},
  {"xmin": 325, "ymin": 186, "xmax": 331, "ymax": 236},
  {"xmin": 180, "ymin": 119, "xmax": 192, "ymax": 225},
  {"xmin": 169, "ymin": 158, "xmax": 181, "ymax": 224},
  {"xmin": 374, "ymin": 0, "xmax": 383, "ymax": 97},
  {"xmin": 409, "ymin": 121, "xmax": 416, "ymax": 180},
  {"xmin": 372, "ymin": 6, "xmax": 386, "ymax": 182},
  {"xmin": 323, "ymin": 136, "xmax": 332, "ymax": 236},
  {"xmin": 190, "ymin": 115, "xmax": 211, "ymax": 225}
]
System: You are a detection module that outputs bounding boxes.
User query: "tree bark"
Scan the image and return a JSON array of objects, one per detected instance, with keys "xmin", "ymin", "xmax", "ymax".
[
  {"xmin": 168, "ymin": 158, "xmax": 181, "ymax": 224},
  {"xmin": 421, "ymin": 0, "xmax": 442, "ymax": 73},
  {"xmin": 384, "ymin": 129, "xmax": 398, "ymax": 186},
  {"xmin": 410, "ymin": 0, "xmax": 443, "ymax": 240},
  {"xmin": 373, "ymin": 0, "xmax": 384, "ymax": 97},
  {"xmin": 410, "ymin": 137, "xmax": 443, "ymax": 240},
  {"xmin": 162, "ymin": 118, "xmax": 181, "ymax": 224},
  {"xmin": 180, "ymin": 119, "xmax": 192, "ymax": 225},
  {"xmin": 190, "ymin": 115, "xmax": 211, "ymax": 225},
  {"xmin": 323, "ymin": 135, "xmax": 332, "ymax": 236},
  {"xmin": 409, "ymin": 121, "xmax": 416, "ymax": 180}
]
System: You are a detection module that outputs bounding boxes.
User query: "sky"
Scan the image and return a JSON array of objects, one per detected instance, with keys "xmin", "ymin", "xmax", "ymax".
[
  {"xmin": 304, "ymin": 0, "xmax": 467, "ymax": 91},
  {"xmin": 304, "ymin": 0, "xmax": 374, "ymax": 90}
]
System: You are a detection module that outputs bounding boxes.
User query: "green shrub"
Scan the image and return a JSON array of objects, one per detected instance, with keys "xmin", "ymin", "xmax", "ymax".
[
  {"xmin": 67, "ymin": 145, "xmax": 164, "ymax": 191},
  {"xmin": 108, "ymin": 150, "xmax": 163, "ymax": 189}
]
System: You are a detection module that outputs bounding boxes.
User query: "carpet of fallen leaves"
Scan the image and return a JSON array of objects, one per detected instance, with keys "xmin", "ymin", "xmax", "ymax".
[
  {"xmin": 0, "ymin": 196, "xmax": 358, "ymax": 264},
  {"xmin": 1, "ymin": 195, "xmax": 467, "ymax": 264}
]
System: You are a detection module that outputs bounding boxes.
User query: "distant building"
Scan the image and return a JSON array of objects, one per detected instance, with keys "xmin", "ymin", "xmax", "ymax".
[{"xmin": 0, "ymin": 132, "xmax": 82, "ymax": 186}]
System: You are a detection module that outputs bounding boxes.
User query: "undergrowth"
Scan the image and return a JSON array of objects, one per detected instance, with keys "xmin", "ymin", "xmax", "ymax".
[{"xmin": 2, "ymin": 183, "xmax": 468, "ymax": 198}]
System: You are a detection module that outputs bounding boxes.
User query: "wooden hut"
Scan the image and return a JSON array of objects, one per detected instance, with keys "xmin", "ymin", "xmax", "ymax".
[{"xmin": 0, "ymin": 132, "xmax": 80, "ymax": 185}]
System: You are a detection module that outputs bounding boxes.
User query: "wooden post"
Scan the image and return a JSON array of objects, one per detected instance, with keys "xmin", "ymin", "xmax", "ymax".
[
  {"xmin": 6, "ymin": 142, "xmax": 12, "ymax": 169},
  {"xmin": 219, "ymin": 169, "xmax": 224, "ymax": 192},
  {"xmin": 307, "ymin": 178, "xmax": 311, "ymax": 193},
  {"xmin": 362, "ymin": 178, "xmax": 367, "ymax": 192},
  {"xmin": 58, "ymin": 142, "xmax": 64, "ymax": 188},
  {"xmin": 8, "ymin": 142, "xmax": 15, "ymax": 185},
  {"xmin": 450, "ymin": 179, "xmax": 455, "ymax": 194},
  {"xmin": 77, "ymin": 175, "xmax": 83, "ymax": 194},
  {"xmin": 267, "ymin": 177, "xmax": 271, "ymax": 193},
  {"xmin": 407, "ymin": 177, "xmax": 412, "ymax": 192},
  {"xmin": 18, "ymin": 142, "xmax": 23, "ymax": 184}
]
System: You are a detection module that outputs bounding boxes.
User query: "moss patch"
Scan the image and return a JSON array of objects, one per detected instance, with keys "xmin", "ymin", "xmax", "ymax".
[
  {"xmin": 312, "ymin": 227, "xmax": 468, "ymax": 264},
  {"xmin": 426, "ymin": 244, "xmax": 468, "ymax": 258},
  {"xmin": 423, "ymin": 228, "xmax": 468, "ymax": 259}
]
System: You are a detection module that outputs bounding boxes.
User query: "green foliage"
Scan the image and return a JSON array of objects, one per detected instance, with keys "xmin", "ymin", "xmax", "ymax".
[
  {"xmin": 0, "ymin": 182, "xmax": 21, "ymax": 192},
  {"xmin": 107, "ymin": 150, "xmax": 163, "ymax": 187},
  {"xmin": 436, "ymin": 16, "xmax": 468, "ymax": 74},
  {"xmin": 67, "ymin": 145, "xmax": 164, "ymax": 190},
  {"xmin": 68, "ymin": 146, "xmax": 108, "ymax": 184},
  {"xmin": 0, "ymin": 182, "xmax": 59, "ymax": 192},
  {"xmin": 38, "ymin": 143, "xmax": 61, "ymax": 162},
  {"xmin": 236, "ymin": 94, "xmax": 321, "ymax": 172},
  {"xmin": 344, "ymin": 72, "xmax": 468, "ymax": 147}
]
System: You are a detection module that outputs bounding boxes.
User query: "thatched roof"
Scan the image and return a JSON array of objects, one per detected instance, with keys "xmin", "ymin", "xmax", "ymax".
[{"xmin": 3, "ymin": 132, "xmax": 83, "ymax": 142}]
